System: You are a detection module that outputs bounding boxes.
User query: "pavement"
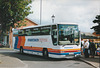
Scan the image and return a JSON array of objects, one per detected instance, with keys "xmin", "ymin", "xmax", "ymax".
[
  {"xmin": 0, "ymin": 48, "xmax": 100, "ymax": 68},
  {"xmin": 79, "ymin": 55, "xmax": 100, "ymax": 68},
  {"xmin": 0, "ymin": 48, "xmax": 28, "ymax": 68}
]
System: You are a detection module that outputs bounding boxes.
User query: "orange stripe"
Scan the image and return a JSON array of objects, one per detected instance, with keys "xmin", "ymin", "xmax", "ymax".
[
  {"xmin": 48, "ymin": 48, "xmax": 81, "ymax": 53},
  {"xmin": 17, "ymin": 37, "xmax": 21, "ymax": 48},
  {"xmin": 60, "ymin": 48, "xmax": 81, "ymax": 51},
  {"xmin": 23, "ymin": 46, "xmax": 43, "ymax": 51},
  {"xmin": 22, "ymin": 46, "xmax": 80, "ymax": 53},
  {"xmin": 20, "ymin": 36, "xmax": 25, "ymax": 47}
]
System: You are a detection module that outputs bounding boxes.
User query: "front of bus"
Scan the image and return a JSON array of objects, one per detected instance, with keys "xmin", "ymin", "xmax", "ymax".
[{"xmin": 58, "ymin": 24, "xmax": 81, "ymax": 58}]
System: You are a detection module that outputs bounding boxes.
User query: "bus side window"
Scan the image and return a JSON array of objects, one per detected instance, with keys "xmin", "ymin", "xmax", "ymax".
[
  {"xmin": 26, "ymin": 29, "xmax": 32, "ymax": 36},
  {"xmin": 31, "ymin": 27, "xmax": 41, "ymax": 35},
  {"xmin": 41, "ymin": 26, "xmax": 51, "ymax": 35},
  {"xmin": 52, "ymin": 25, "xmax": 57, "ymax": 45},
  {"xmin": 18, "ymin": 29, "xmax": 25, "ymax": 36}
]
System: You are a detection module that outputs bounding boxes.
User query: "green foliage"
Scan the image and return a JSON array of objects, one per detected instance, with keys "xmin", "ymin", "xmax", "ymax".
[
  {"xmin": 91, "ymin": 15, "xmax": 100, "ymax": 34},
  {"xmin": 0, "ymin": 0, "xmax": 32, "ymax": 32},
  {"xmin": 16, "ymin": 20, "xmax": 27, "ymax": 28}
]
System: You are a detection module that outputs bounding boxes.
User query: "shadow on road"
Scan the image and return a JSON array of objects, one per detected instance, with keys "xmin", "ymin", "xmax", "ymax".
[{"xmin": 0, "ymin": 49, "xmax": 80, "ymax": 62}]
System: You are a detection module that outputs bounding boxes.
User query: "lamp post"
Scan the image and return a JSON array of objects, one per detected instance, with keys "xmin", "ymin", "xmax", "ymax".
[
  {"xmin": 51, "ymin": 15, "xmax": 55, "ymax": 23},
  {"xmin": 40, "ymin": 0, "xmax": 42, "ymax": 25}
]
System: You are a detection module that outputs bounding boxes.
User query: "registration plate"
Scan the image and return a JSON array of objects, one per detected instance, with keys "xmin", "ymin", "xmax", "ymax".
[{"xmin": 69, "ymin": 53, "xmax": 74, "ymax": 55}]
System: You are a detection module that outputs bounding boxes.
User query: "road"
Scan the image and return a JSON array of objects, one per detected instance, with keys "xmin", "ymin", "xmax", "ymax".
[{"xmin": 0, "ymin": 49, "xmax": 93, "ymax": 68}]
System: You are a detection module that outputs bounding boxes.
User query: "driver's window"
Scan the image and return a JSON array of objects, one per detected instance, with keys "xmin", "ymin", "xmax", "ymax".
[{"xmin": 52, "ymin": 25, "xmax": 57, "ymax": 45}]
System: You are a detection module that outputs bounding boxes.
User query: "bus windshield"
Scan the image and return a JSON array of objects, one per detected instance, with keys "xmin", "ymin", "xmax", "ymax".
[{"xmin": 58, "ymin": 24, "xmax": 79, "ymax": 45}]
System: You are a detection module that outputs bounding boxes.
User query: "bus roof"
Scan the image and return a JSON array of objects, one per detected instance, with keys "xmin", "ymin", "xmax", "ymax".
[{"xmin": 23, "ymin": 22, "xmax": 78, "ymax": 29}]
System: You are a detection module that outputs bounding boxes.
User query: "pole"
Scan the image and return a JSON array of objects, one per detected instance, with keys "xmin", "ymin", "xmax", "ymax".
[
  {"xmin": 99, "ymin": 37, "xmax": 100, "ymax": 68},
  {"xmin": 40, "ymin": 0, "xmax": 42, "ymax": 25},
  {"xmin": 99, "ymin": 52, "xmax": 100, "ymax": 68}
]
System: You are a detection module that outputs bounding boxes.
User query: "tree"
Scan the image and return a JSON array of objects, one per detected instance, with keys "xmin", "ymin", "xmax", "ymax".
[
  {"xmin": 91, "ymin": 15, "xmax": 100, "ymax": 34},
  {"xmin": 0, "ymin": 0, "xmax": 32, "ymax": 33}
]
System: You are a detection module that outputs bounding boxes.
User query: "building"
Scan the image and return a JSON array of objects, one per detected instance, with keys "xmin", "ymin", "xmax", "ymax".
[
  {"xmin": 92, "ymin": 32, "xmax": 100, "ymax": 44},
  {"xmin": 9, "ymin": 18, "xmax": 37, "ymax": 48},
  {"xmin": 81, "ymin": 32, "xmax": 100, "ymax": 43}
]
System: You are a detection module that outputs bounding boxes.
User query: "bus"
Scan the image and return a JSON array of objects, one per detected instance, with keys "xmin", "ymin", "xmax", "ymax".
[{"xmin": 13, "ymin": 22, "xmax": 81, "ymax": 58}]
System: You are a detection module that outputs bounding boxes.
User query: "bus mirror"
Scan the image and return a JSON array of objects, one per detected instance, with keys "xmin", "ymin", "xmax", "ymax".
[{"xmin": 79, "ymin": 31, "xmax": 81, "ymax": 45}]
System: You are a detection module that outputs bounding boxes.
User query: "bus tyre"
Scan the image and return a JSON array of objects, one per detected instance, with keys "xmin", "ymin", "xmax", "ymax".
[
  {"xmin": 20, "ymin": 47, "xmax": 23, "ymax": 54},
  {"xmin": 43, "ymin": 49, "xmax": 48, "ymax": 58}
]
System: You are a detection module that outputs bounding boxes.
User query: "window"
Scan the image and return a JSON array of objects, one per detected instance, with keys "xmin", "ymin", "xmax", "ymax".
[
  {"xmin": 18, "ymin": 29, "xmax": 31, "ymax": 36},
  {"xmin": 18, "ymin": 29, "xmax": 25, "ymax": 36},
  {"xmin": 25, "ymin": 29, "xmax": 31, "ymax": 36},
  {"xmin": 41, "ymin": 26, "xmax": 51, "ymax": 35},
  {"xmin": 58, "ymin": 24, "xmax": 79, "ymax": 45},
  {"xmin": 51, "ymin": 25, "xmax": 57, "ymax": 45},
  {"xmin": 31, "ymin": 27, "xmax": 41, "ymax": 35},
  {"xmin": 18, "ymin": 25, "xmax": 51, "ymax": 36}
]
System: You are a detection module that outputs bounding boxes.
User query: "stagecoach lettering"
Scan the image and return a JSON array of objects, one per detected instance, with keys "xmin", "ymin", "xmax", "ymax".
[
  {"xmin": 28, "ymin": 38, "xmax": 48, "ymax": 42},
  {"xmin": 28, "ymin": 39, "xmax": 39, "ymax": 42}
]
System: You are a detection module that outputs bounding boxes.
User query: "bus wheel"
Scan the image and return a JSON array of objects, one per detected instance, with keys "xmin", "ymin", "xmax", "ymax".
[
  {"xmin": 43, "ymin": 49, "xmax": 48, "ymax": 58},
  {"xmin": 20, "ymin": 47, "xmax": 23, "ymax": 54}
]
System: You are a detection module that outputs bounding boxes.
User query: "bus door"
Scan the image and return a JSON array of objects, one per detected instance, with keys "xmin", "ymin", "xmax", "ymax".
[{"xmin": 51, "ymin": 25, "xmax": 57, "ymax": 45}]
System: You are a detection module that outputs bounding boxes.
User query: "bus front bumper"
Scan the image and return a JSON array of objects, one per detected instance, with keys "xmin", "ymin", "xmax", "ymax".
[{"xmin": 49, "ymin": 53, "xmax": 81, "ymax": 59}]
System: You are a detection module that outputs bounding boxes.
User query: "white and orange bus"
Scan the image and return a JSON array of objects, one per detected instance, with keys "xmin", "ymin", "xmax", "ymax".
[{"xmin": 13, "ymin": 22, "xmax": 81, "ymax": 58}]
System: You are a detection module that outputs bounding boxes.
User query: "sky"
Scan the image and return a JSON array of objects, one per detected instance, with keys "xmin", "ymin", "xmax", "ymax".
[{"xmin": 27, "ymin": 0, "xmax": 100, "ymax": 33}]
